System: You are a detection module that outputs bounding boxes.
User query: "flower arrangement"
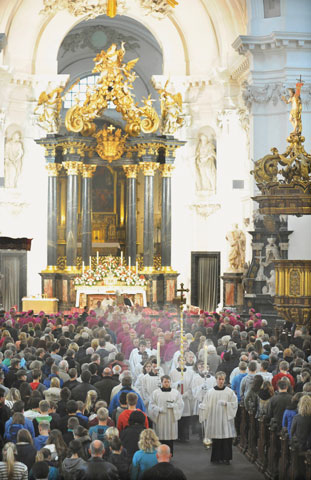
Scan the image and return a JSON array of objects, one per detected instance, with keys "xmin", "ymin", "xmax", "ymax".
[{"xmin": 74, "ymin": 256, "xmax": 147, "ymax": 287}]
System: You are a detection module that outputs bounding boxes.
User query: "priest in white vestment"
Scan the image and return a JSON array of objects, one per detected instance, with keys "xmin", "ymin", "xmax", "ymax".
[
  {"xmin": 148, "ymin": 375, "xmax": 184, "ymax": 455},
  {"xmin": 140, "ymin": 361, "xmax": 164, "ymax": 408},
  {"xmin": 192, "ymin": 361, "xmax": 216, "ymax": 440},
  {"xmin": 200, "ymin": 371, "xmax": 238, "ymax": 464},
  {"xmin": 170, "ymin": 356, "xmax": 194, "ymax": 442}
]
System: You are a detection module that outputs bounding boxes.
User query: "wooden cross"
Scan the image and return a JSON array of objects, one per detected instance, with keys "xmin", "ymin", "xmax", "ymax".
[{"xmin": 176, "ymin": 282, "xmax": 189, "ymax": 305}]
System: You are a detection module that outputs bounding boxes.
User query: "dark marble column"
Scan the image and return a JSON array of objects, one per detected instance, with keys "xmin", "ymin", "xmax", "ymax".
[
  {"xmin": 141, "ymin": 162, "xmax": 159, "ymax": 269},
  {"xmin": 81, "ymin": 165, "xmax": 96, "ymax": 266},
  {"xmin": 123, "ymin": 165, "xmax": 138, "ymax": 265},
  {"xmin": 46, "ymin": 163, "xmax": 61, "ymax": 268},
  {"xmin": 63, "ymin": 161, "xmax": 82, "ymax": 270},
  {"xmin": 159, "ymin": 164, "xmax": 174, "ymax": 268}
]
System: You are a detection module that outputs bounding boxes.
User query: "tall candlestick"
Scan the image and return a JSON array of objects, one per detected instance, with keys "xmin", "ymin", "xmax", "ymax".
[
  {"xmin": 136, "ymin": 261, "xmax": 138, "ymax": 275},
  {"xmin": 82, "ymin": 261, "xmax": 85, "ymax": 275},
  {"xmin": 89, "ymin": 256, "xmax": 92, "ymax": 268},
  {"xmin": 128, "ymin": 256, "xmax": 131, "ymax": 270},
  {"xmin": 204, "ymin": 345, "xmax": 207, "ymax": 372},
  {"xmin": 157, "ymin": 341, "xmax": 160, "ymax": 368},
  {"xmin": 120, "ymin": 251, "xmax": 123, "ymax": 265},
  {"xmin": 96, "ymin": 251, "xmax": 99, "ymax": 266}
]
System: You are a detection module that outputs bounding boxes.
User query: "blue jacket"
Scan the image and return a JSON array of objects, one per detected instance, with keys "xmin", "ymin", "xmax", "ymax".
[
  {"xmin": 5, "ymin": 416, "xmax": 35, "ymax": 439},
  {"xmin": 34, "ymin": 434, "xmax": 49, "ymax": 450},
  {"xmin": 43, "ymin": 374, "xmax": 63, "ymax": 388},
  {"xmin": 131, "ymin": 450, "xmax": 157, "ymax": 480},
  {"xmin": 109, "ymin": 388, "xmax": 145, "ymax": 416},
  {"xmin": 231, "ymin": 373, "xmax": 247, "ymax": 403},
  {"xmin": 282, "ymin": 408, "xmax": 297, "ymax": 438}
]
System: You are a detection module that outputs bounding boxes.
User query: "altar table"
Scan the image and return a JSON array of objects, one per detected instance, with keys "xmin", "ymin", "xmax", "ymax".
[
  {"xmin": 22, "ymin": 297, "xmax": 59, "ymax": 314},
  {"xmin": 75, "ymin": 285, "xmax": 147, "ymax": 308}
]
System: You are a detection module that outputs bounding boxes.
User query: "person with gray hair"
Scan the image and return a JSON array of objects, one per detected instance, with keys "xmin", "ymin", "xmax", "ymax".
[
  {"xmin": 79, "ymin": 439, "xmax": 119, "ymax": 479},
  {"xmin": 58, "ymin": 360, "xmax": 69, "ymax": 384}
]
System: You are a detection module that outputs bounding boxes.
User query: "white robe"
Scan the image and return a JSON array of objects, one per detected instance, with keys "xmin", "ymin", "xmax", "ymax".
[
  {"xmin": 170, "ymin": 368, "xmax": 194, "ymax": 417},
  {"xmin": 148, "ymin": 387, "xmax": 184, "ymax": 440},
  {"xmin": 192, "ymin": 373, "xmax": 216, "ymax": 417},
  {"xmin": 141, "ymin": 372, "xmax": 164, "ymax": 407},
  {"xmin": 200, "ymin": 386, "xmax": 237, "ymax": 439}
]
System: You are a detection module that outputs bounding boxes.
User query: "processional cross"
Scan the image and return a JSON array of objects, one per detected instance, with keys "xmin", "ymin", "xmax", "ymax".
[{"xmin": 175, "ymin": 283, "xmax": 189, "ymax": 393}]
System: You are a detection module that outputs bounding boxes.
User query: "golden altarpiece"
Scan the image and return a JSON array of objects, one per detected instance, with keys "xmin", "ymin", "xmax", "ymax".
[
  {"xmin": 36, "ymin": 44, "xmax": 185, "ymax": 309},
  {"xmin": 252, "ymin": 80, "xmax": 311, "ymax": 326}
]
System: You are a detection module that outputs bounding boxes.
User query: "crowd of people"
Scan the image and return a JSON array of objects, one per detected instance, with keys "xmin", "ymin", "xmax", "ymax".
[{"xmin": 0, "ymin": 301, "xmax": 310, "ymax": 479}]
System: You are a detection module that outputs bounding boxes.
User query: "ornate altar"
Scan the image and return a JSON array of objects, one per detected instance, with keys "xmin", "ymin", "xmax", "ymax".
[{"xmin": 36, "ymin": 43, "xmax": 184, "ymax": 309}]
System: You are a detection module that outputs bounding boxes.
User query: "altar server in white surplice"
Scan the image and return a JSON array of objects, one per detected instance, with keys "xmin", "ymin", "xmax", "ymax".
[
  {"xmin": 141, "ymin": 360, "xmax": 164, "ymax": 408},
  {"xmin": 170, "ymin": 356, "xmax": 194, "ymax": 442},
  {"xmin": 148, "ymin": 375, "xmax": 184, "ymax": 454},
  {"xmin": 200, "ymin": 371, "xmax": 238, "ymax": 465},
  {"xmin": 192, "ymin": 361, "xmax": 216, "ymax": 439}
]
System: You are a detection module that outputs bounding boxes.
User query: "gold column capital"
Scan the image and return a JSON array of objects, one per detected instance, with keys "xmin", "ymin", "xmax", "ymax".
[
  {"xmin": 159, "ymin": 164, "xmax": 175, "ymax": 177},
  {"xmin": 123, "ymin": 165, "xmax": 138, "ymax": 179},
  {"xmin": 140, "ymin": 162, "xmax": 159, "ymax": 176},
  {"xmin": 44, "ymin": 144, "xmax": 57, "ymax": 157},
  {"xmin": 45, "ymin": 163, "xmax": 62, "ymax": 177},
  {"xmin": 82, "ymin": 164, "xmax": 97, "ymax": 178},
  {"xmin": 62, "ymin": 161, "xmax": 82, "ymax": 176}
]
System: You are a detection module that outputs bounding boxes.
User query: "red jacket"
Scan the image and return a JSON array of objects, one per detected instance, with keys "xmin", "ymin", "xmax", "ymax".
[
  {"xmin": 272, "ymin": 372, "xmax": 295, "ymax": 390},
  {"xmin": 117, "ymin": 408, "xmax": 148, "ymax": 432}
]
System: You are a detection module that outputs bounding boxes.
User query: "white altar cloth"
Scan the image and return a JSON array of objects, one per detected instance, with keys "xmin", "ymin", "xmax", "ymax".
[{"xmin": 75, "ymin": 285, "xmax": 147, "ymax": 307}]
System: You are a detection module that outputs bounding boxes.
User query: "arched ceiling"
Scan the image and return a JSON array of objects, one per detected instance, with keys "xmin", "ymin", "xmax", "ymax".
[{"xmin": 0, "ymin": 0, "xmax": 247, "ymax": 76}]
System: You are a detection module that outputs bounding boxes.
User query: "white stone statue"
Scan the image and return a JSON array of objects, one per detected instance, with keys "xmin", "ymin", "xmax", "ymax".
[
  {"xmin": 262, "ymin": 269, "xmax": 276, "ymax": 296},
  {"xmin": 226, "ymin": 224, "xmax": 246, "ymax": 272},
  {"xmin": 4, "ymin": 130, "xmax": 24, "ymax": 189},
  {"xmin": 264, "ymin": 237, "xmax": 280, "ymax": 266},
  {"xmin": 195, "ymin": 134, "xmax": 216, "ymax": 194}
]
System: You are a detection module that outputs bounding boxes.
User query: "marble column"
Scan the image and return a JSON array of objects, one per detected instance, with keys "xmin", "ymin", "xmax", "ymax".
[
  {"xmin": 123, "ymin": 165, "xmax": 138, "ymax": 265},
  {"xmin": 81, "ymin": 165, "xmax": 97, "ymax": 267},
  {"xmin": 140, "ymin": 162, "xmax": 159, "ymax": 270},
  {"xmin": 159, "ymin": 164, "xmax": 174, "ymax": 269},
  {"xmin": 63, "ymin": 161, "xmax": 82, "ymax": 270},
  {"xmin": 46, "ymin": 163, "xmax": 62, "ymax": 269}
]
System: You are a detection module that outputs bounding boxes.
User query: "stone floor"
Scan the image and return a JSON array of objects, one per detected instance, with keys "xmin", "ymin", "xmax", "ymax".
[{"xmin": 172, "ymin": 436, "xmax": 265, "ymax": 480}]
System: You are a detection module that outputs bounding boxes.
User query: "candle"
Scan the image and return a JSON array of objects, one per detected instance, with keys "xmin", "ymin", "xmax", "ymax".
[
  {"xmin": 128, "ymin": 256, "xmax": 131, "ymax": 270},
  {"xmin": 136, "ymin": 261, "xmax": 138, "ymax": 275},
  {"xmin": 89, "ymin": 256, "xmax": 92, "ymax": 268},
  {"xmin": 204, "ymin": 345, "xmax": 207, "ymax": 372},
  {"xmin": 120, "ymin": 251, "xmax": 123, "ymax": 265},
  {"xmin": 96, "ymin": 251, "xmax": 99, "ymax": 265},
  {"xmin": 157, "ymin": 341, "xmax": 160, "ymax": 368},
  {"xmin": 82, "ymin": 261, "xmax": 85, "ymax": 275}
]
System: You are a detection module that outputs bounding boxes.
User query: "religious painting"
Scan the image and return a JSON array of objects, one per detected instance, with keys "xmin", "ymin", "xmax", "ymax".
[
  {"xmin": 70, "ymin": 280, "xmax": 76, "ymax": 303},
  {"xmin": 166, "ymin": 279, "xmax": 176, "ymax": 302},
  {"xmin": 43, "ymin": 279, "xmax": 53, "ymax": 298},
  {"xmin": 62, "ymin": 280, "xmax": 68, "ymax": 303},
  {"xmin": 92, "ymin": 165, "xmax": 116, "ymax": 213},
  {"xmin": 134, "ymin": 293, "xmax": 143, "ymax": 306},
  {"xmin": 225, "ymin": 282, "xmax": 235, "ymax": 306}
]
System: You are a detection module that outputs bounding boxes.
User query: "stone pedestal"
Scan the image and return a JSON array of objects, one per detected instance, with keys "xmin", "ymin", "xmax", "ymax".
[
  {"xmin": 145, "ymin": 272, "xmax": 179, "ymax": 308},
  {"xmin": 40, "ymin": 272, "xmax": 78, "ymax": 310},
  {"xmin": 222, "ymin": 272, "xmax": 244, "ymax": 310}
]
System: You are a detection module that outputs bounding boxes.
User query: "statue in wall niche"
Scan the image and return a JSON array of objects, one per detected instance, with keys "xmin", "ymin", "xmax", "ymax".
[
  {"xmin": 4, "ymin": 131, "xmax": 24, "ymax": 189},
  {"xmin": 262, "ymin": 269, "xmax": 276, "ymax": 296},
  {"xmin": 195, "ymin": 134, "xmax": 216, "ymax": 194},
  {"xmin": 264, "ymin": 237, "xmax": 280, "ymax": 266},
  {"xmin": 226, "ymin": 224, "xmax": 246, "ymax": 272}
]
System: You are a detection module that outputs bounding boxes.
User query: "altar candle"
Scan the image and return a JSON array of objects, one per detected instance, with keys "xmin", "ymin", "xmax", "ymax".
[
  {"xmin": 121, "ymin": 251, "xmax": 123, "ymax": 265},
  {"xmin": 157, "ymin": 341, "xmax": 161, "ymax": 368},
  {"xmin": 204, "ymin": 345, "xmax": 207, "ymax": 371},
  {"xmin": 136, "ymin": 261, "xmax": 138, "ymax": 275},
  {"xmin": 82, "ymin": 261, "xmax": 85, "ymax": 275},
  {"xmin": 96, "ymin": 251, "xmax": 99, "ymax": 266},
  {"xmin": 89, "ymin": 256, "xmax": 92, "ymax": 268},
  {"xmin": 128, "ymin": 256, "xmax": 131, "ymax": 270}
]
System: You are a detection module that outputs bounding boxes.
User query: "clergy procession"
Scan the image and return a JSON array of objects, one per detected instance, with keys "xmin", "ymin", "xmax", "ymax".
[{"xmin": 0, "ymin": 303, "xmax": 310, "ymax": 479}]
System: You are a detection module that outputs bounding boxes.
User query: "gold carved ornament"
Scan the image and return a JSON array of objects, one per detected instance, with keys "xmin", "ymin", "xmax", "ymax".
[
  {"xmin": 46, "ymin": 163, "xmax": 62, "ymax": 176},
  {"xmin": 94, "ymin": 125, "xmax": 127, "ymax": 162},
  {"xmin": 62, "ymin": 161, "xmax": 82, "ymax": 175},
  {"xmin": 123, "ymin": 165, "xmax": 138, "ymax": 179},
  {"xmin": 159, "ymin": 164, "xmax": 174, "ymax": 177},
  {"xmin": 140, "ymin": 162, "xmax": 159, "ymax": 176},
  {"xmin": 82, "ymin": 165, "xmax": 97, "ymax": 178},
  {"xmin": 65, "ymin": 44, "xmax": 159, "ymax": 138}
]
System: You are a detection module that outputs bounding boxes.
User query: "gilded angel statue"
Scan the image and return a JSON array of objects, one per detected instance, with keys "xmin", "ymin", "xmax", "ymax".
[
  {"xmin": 281, "ymin": 81, "xmax": 304, "ymax": 135},
  {"xmin": 34, "ymin": 84, "xmax": 66, "ymax": 133},
  {"xmin": 158, "ymin": 80, "xmax": 184, "ymax": 135}
]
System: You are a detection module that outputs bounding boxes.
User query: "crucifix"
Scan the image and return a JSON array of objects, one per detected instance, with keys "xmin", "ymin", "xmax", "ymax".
[{"xmin": 176, "ymin": 283, "xmax": 189, "ymax": 393}]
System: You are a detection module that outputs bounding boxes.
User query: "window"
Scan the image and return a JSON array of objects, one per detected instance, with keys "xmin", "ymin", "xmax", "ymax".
[
  {"xmin": 63, "ymin": 75, "xmax": 115, "ymax": 110},
  {"xmin": 263, "ymin": 0, "xmax": 281, "ymax": 18}
]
